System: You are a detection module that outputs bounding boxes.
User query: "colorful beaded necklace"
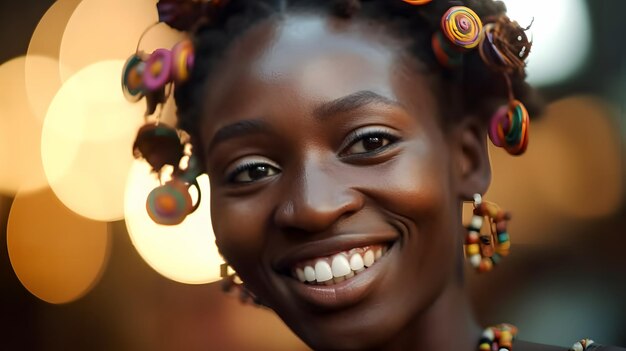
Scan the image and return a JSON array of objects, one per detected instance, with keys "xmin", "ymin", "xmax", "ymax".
[{"xmin": 480, "ymin": 324, "xmax": 596, "ymax": 351}]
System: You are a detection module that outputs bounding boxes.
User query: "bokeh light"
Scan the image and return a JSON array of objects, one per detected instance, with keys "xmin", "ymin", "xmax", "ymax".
[
  {"xmin": 487, "ymin": 95, "xmax": 622, "ymax": 245},
  {"xmin": 125, "ymin": 160, "xmax": 224, "ymax": 284},
  {"xmin": 7, "ymin": 187, "xmax": 110, "ymax": 304},
  {"xmin": 530, "ymin": 96, "xmax": 622, "ymax": 218},
  {"xmin": 24, "ymin": 55, "xmax": 68, "ymax": 123},
  {"xmin": 502, "ymin": 0, "xmax": 591, "ymax": 86},
  {"xmin": 27, "ymin": 0, "xmax": 81, "ymax": 58},
  {"xmin": 59, "ymin": 0, "xmax": 182, "ymax": 82},
  {"xmin": 41, "ymin": 60, "xmax": 145, "ymax": 221},
  {"xmin": 0, "ymin": 57, "xmax": 49, "ymax": 195}
]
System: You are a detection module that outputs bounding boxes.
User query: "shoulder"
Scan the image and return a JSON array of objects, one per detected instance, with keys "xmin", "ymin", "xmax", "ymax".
[
  {"xmin": 589, "ymin": 346, "xmax": 626, "ymax": 351},
  {"xmin": 514, "ymin": 340, "xmax": 626, "ymax": 351}
]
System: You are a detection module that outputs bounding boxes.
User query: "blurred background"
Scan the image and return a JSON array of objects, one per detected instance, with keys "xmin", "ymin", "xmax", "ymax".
[{"xmin": 0, "ymin": 0, "xmax": 624, "ymax": 350}]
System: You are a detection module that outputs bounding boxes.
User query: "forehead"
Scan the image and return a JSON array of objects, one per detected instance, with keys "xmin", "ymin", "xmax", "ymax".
[{"xmin": 201, "ymin": 13, "xmax": 436, "ymax": 132}]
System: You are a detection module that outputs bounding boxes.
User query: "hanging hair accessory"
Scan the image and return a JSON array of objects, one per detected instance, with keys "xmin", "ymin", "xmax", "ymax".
[
  {"xmin": 488, "ymin": 100, "xmax": 529, "ymax": 155},
  {"xmin": 122, "ymin": 3, "xmax": 204, "ymax": 225},
  {"xmin": 465, "ymin": 194, "xmax": 512, "ymax": 273},
  {"xmin": 479, "ymin": 16, "xmax": 531, "ymax": 76},
  {"xmin": 480, "ymin": 16, "xmax": 533, "ymax": 156},
  {"xmin": 432, "ymin": 6, "xmax": 483, "ymax": 67},
  {"xmin": 122, "ymin": 54, "xmax": 147, "ymax": 102}
]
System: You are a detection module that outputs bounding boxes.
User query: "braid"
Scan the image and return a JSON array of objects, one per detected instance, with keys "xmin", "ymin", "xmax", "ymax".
[{"xmin": 174, "ymin": 0, "xmax": 541, "ymax": 147}]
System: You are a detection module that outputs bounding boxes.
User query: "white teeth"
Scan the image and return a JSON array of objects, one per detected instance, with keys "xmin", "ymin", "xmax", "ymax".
[
  {"xmin": 304, "ymin": 266, "xmax": 316, "ymax": 282},
  {"xmin": 292, "ymin": 244, "xmax": 392, "ymax": 284},
  {"xmin": 349, "ymin": 253, "xmax": 364, "ymax": 271},
  {"xmin": 314, "ymin": 261, "xmax": 333, "ymax": 282},
  {"xmin": 295, "ymin": 268, "xmax": 306, "ymax": 282},
  {"xmin": 331, "ymin": 254, "xmax": 351, "ymax": 277},
  {"xmin": 363, "ymin": 250, "xmax": 375, "ymax": 267}
]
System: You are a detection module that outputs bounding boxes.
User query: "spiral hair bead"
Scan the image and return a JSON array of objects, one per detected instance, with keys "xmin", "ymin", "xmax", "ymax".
[
  {"xmin": 402, "ymin": 0, "xmax": 432, "ymax": 5},
  {"xmin": 465, "ymin": 194, "xmax": 511, "ymax": 273},
  {"xmin": 122, "ymin": 54, "xmax": 146, "ymax": 102},
  {"xmin": 440, "ymin": 6, "xmax": 483, "ymax": 50},
  {"xmin": 431, "ymin": 32, "xmax": 463, "ymax": 68},
  {"xmin": 143, "ymin": 48, "xmax": 173, "ymax": 91},
  {"xmin": 146, "ymin": 178, "xmax": 194, "ymax": 225},
  {"xmin": 488, "ymin": 100, "xmax": 529, "ymax": 156},
  {"xmin": 171, "ymin": 39, "xmax": 195, "ymax": 82}
]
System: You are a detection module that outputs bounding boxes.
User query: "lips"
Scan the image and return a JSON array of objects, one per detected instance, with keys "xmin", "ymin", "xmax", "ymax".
[{"xmin": 273, "ymin": 232, "xmax": 399, "ymax": 309}]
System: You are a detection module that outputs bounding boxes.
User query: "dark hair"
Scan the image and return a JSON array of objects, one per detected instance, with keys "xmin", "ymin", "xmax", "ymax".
[{"xmin": 174, "ymin": 0, "xmax": 541, "ymax": 157}]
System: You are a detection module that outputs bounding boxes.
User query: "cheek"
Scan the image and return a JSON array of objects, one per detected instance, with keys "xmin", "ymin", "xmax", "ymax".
[
  {"xmin": 365, "ymin": 139, "xmax": 453, "ymax": 222},
  {"xmin": 210, "ymin": 193, "xmax": 269, "ymax": 264}
]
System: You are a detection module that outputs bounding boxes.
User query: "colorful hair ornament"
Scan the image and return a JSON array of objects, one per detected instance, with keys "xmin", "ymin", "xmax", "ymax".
[
  {"xmin": 123, "ymin": 24, "xmax": 200, "ymax": 225},
  {"xmin": 402, "ymin": 0, "xmax": 433, "ymax": 5},
  {"xmin": 146, "ymin": 178, "xmax": 198, "ymax": 225},
  {"xmin": 432, "ymin": 6, "xmax": 483, "ymax": 67},
  {"xmin": 479, "ymin": 16, "xmax": 533, "ymax": 155},
  {"xmin": 122, "ymin": 54, "xmax": 146, "ymax": 102},
  {"xmin": 488, "ymin": 100, "xmax": 529, "ymax": 156},
  {"xmin": 441, "ymin": 6, "xmax": 483, "ymax": 49},
  {"xmin": 479, "ymin": 16, "xmax": 532, "ymax": 76},
  {"xmin": 157, "ymin": 0, "xmax": 211, "ymax": 31}
]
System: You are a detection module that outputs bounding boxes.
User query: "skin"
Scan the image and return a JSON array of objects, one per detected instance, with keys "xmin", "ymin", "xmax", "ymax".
[{"xmin": 197, "ymin": 12, "xmax": 565, "ymax": 351}]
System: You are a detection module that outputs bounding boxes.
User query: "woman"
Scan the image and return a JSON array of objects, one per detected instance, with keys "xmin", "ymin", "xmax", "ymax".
[{"xmin": 123, "ymin": 0, "xmax": 625, "ymax": 350}]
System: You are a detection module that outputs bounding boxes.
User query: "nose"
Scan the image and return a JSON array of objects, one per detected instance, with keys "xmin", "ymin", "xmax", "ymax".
[{"xmin": 273, "ymin": 157, "xmax": 364, "ymax": 234}]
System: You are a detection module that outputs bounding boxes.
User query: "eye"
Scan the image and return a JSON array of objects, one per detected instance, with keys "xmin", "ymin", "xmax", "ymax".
[
  {"xmin": 341, "ymin": 128, "xmax": 399, "ymax": 156},
  {"xmin": 227, "ymin": 159, "xmax": 281, "ymax": 184}
]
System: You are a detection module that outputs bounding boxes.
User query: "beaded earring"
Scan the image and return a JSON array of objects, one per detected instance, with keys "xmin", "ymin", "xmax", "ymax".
[{"xmin": 465, "ymin": 194, "xmax": 511, "ymax": 273}]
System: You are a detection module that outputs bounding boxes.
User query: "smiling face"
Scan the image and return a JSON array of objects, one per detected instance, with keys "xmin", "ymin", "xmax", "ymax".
[{"xmin": 199, "ymin": 13, "xmax": 483, "ymax": 350}]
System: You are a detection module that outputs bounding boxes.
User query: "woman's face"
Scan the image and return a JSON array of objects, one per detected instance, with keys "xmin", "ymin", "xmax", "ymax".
[{"xmin": 200, "ymin": 14, "xmax": 474, "ymax": 350}]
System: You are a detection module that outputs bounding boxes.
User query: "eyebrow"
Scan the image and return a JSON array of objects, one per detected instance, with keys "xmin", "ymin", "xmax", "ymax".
[
  {"xmin": 207, "ymin": 119, "xmax": 272, "ymax": 151},
  {"xmin": 206, "ymin": 91, "xmax": 401, "ymax": 152},
  {"xmin": 313, "ymin": 90, "xmax": 402, "ymax": 119}
]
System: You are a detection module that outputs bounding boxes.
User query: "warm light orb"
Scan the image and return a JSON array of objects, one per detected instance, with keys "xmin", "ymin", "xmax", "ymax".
[
  {"xmin": 27, "ymin": 0, "xmax": 82, "ymax": 59},
  {"xmin": 59, "ymin": 0, "xmax": 182, "ymax": 82},
  {"xmin": 41, "ymin": 60, "xmax": 145, "ymax": 221},
  {"xmin": 7, "ymin": 187, "xmax": 110, "ymax": 304},
  {"xmin": 125, "ymin": 160, "xmax": 224, "ymax": 284},
  {"xmin": 502, "ymin": 0, "xmax": 591, "ymax": 86},
  {"xmin": 487, "ymin": 95, "xmax": 622, "ymax": 245},
  {"xmin": 530, "ymin": 96, "xmax": 622, "ymax": 218},
  {"xmin": 24, "ymin": 55, "xmax": 68, "ymax": 123},
  {"xmin": 0, "ymin": 57, "xmax": 49, "ymax": 195}
]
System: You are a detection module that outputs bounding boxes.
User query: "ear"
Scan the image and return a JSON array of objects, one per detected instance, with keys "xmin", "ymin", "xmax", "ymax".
[{"xmin": 447, "ymin": 116, "xmax": 491, "ymax": 201}]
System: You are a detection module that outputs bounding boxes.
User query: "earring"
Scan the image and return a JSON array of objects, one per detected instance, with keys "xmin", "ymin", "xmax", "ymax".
[
  {"xmin": 220, "ymin": 263, "xmax": 264, "ymax": 307},
  {"xmin": 465, "ymin": 194, "xmax": 511, "ymax": 273}
]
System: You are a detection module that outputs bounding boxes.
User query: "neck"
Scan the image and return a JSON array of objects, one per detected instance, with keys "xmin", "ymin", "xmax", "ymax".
[{"xmin": 377, "ymin": 282, "xmax": 481, "ymax": 351}]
